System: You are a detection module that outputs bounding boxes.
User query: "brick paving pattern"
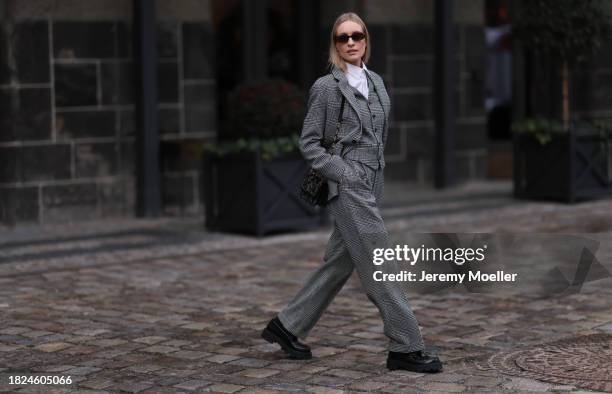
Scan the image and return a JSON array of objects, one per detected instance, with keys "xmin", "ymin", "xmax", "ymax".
[{"xmin": 0, "ymin": 182, "xmax": 611, "ymax": 393}]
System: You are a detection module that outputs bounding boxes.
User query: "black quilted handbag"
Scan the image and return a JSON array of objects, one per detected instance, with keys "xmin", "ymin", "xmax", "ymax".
[{"xmin": 299, "ymin": 96, "xmax": 345, "ymax": 207}]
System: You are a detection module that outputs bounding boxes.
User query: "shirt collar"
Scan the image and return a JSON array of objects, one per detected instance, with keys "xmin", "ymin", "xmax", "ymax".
[{"xmin": 345, "ymin": 62, "xmax": 368, "ymax": 80}]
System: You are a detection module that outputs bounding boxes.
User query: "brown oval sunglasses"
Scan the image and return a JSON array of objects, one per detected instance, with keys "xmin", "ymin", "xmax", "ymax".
[{"xmin": 335, "ymin": 32, "xmax": 366, "ymax": 43}]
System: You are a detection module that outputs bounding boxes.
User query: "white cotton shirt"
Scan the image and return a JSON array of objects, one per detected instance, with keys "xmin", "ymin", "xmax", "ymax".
[{"xmin": 345, "ymin": 62, "xmax": 369, "ymax": 99}]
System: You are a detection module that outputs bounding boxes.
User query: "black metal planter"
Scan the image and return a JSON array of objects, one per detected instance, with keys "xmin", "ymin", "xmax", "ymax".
[
  {"xmin": 513, "ymin": 132, "xmax": 612, "ymax": 202},
  {"xmin": 203, "ymin": 150, "xmax": 327, "ymax": 236}
]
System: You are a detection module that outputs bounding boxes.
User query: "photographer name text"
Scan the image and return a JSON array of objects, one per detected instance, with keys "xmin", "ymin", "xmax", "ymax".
[
  {"xmin": 372, "ymin": 245, "xmax": 518, "ymax": 283},
  {"xmin": 373, "ymin": 270, "xmax": 517, "ymax": 283}
]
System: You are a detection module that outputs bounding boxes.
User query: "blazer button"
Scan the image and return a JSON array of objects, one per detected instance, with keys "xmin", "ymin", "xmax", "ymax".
[{"xmin": 352, "ymin": 138, "xmax": 358, "ymax": 143}]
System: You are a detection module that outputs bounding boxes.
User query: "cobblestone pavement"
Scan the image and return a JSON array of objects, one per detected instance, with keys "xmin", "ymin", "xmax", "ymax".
[{"xmin": 1, "ymin": 181, "xmax": 611, "ymax": 393}]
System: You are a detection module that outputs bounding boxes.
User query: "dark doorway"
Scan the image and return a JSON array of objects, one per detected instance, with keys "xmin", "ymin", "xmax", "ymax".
[
  {"xmin": 212, "ymin": 0, "xmax": 305, "ymax": 140},
  {"xmin": 485, "ymin": 0, "xmax": 512, "ymax": 141},
  {"xmin": 485, "ymin": 0, "xmax": 513, "ymax": 178}
]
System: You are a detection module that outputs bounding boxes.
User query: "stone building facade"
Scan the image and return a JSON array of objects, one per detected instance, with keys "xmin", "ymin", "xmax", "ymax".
[
  {"xmin": 1, "ymin": 0, "xmax": 611, "ymax": 225},
  {"xmin": 0, "ymin": 0, "xmax": 215, "ymax": 224}
]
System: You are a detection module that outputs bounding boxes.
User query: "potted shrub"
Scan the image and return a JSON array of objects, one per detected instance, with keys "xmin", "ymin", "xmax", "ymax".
[
  {"xmin": 512, "ymin": 0, "xmax": 612, "ymax": 202},
  {"xmin": 202, "ymin": 79, "xmax": 327, "ymax": 236}
]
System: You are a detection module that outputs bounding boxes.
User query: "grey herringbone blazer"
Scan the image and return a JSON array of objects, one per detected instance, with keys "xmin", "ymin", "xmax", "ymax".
[{"xmin": 299, "ymin": 65, "xmax": 391, "ymax": 201}]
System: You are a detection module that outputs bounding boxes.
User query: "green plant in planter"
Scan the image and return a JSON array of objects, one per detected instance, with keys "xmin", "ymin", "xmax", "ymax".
[
  {"xmin": 511, "ymin": 117, "xmax": 564, "ymax": 145},
  {"xmin": 512, "ymin": 0, "xmax": 612, "ymax": 137},
  {"xmin": 591, "ymin": 119, "xmax": 612, "ymax": 138},
  {"xmin": 512, "ymin": 117, "xmax": 612, "ymax": 145},
  {"xmin": 203, "ymin": 79, "xmax": 306, "ymax": 161},
  {"xmin": 203, "ymin": 135, "xmax": 300, "ymax": 161}
]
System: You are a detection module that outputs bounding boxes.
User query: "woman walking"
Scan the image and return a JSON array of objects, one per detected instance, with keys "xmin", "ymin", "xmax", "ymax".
[{"xmin": 261, "ymin": 12, "xmax": 442, "ymax": 373}]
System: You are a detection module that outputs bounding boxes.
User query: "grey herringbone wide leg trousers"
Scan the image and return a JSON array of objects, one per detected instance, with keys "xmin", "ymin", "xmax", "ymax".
[{"xmin": 278, "ymin": 159, "xmax": 425, "ymax": 353}]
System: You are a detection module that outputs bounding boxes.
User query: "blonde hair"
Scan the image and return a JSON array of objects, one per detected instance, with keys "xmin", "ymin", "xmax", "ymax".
[{"xmin": 328, "ymin": 12, "xmax": 371, "ymax": 73}]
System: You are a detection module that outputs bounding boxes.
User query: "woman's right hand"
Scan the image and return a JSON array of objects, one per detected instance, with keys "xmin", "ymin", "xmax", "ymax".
[{"xmin": 340, "ymin": 161, "xmax": 367, "ymax": 184}]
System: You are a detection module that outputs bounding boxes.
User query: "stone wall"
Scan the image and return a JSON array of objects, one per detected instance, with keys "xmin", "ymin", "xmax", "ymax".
[{"xmin": 0, "ymin": 0, "xmax": 215, "ymax": 224}]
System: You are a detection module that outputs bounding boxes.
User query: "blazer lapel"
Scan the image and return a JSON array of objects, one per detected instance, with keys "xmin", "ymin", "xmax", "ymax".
[{"xmin": 331, "ymin": 67, "xmax": 363, "ymax": 141}]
